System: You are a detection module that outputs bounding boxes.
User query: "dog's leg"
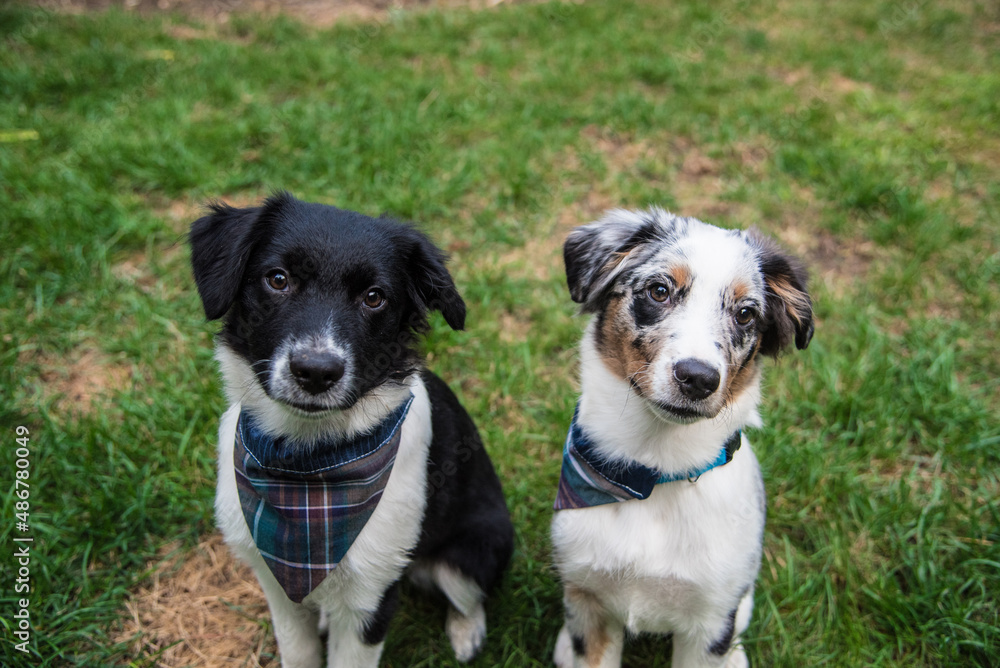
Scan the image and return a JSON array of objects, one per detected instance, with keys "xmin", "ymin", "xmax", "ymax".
[
  {"xmin": 322, "ymin": 582, "xmax": 399, "ymax": 668},
  {"xmin": 413, "ymin": 561, "xmax": 488, "ymax": 662},
  {"xmin": 325, "ymin": 628, "xmax": 385, "ymax": 668},
  {"xmin": 553, "ymin": 585, "xmax": 624, "ymax": 668},
  {"xmin": 446, "ymin": 602, "xmax": 487, "ymax": 663},
  {"xmin": 671, "ymin": 589, "xmax": 754, "ymax": 668},
  {"xmin": 671, "ymin": 633, "xmax": 747, "ymax": 668},
  {"xmin": 255, "ymin": 571, "xmax": 323, "ymax": 668}
]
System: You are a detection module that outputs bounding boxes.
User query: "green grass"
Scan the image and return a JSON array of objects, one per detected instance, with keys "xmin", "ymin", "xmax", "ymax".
[{"xmin": 2, "ymin": 0, "xmax": 998, "ymax": 665}]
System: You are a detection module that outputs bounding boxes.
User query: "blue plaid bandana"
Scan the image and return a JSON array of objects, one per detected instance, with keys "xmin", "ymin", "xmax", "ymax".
[
  {"xmin": 553, "ymin": 405, "xmax": 742, "ymax": 511},
  {"xmin": 234, "ymin": 395, "xmax": 413, "ymax": 603}
]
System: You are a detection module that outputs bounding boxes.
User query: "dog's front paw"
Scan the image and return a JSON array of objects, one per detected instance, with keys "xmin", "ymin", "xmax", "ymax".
[
  {"xmin": 446, "ymin": 602, "xmax": 486, "ymax": 663},
  {"xmin": 279, "ymin": 646, "xmax": 324, "ymax": 668},
  {"xmin": 723, "ymin": 645, "xmax": 749, "ymax": 668},
  {"xmin": 553, "ymin": 625, "xmax": 575, "ymax": 668}
]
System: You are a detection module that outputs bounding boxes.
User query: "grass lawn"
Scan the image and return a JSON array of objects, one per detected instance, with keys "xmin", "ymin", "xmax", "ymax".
[{"xmin": 1, "ymin": 0, "xmax": 998, "ymax": 665}]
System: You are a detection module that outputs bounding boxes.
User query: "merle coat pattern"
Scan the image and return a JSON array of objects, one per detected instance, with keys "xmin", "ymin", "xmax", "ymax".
[{"xmin": 552, "ymin": 208, "xmax": 813, "ymax": 668}]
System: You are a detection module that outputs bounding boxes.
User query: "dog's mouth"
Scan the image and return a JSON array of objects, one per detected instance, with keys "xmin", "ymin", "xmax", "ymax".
[
  {"xmin": 646, "ymin": 398, "xmax": 716, "ymax": 423},
  {"xmin": 287, "ymin": 401, "xmax": 336, "ymax": 415},
  {"xmin": 278, "ymin": 394, "xmax": 359, "ymax": 416},
  {"xmin": 628, "ymin": 378, "xmax": 716, "ymax": 422},
  {"xmin": 262, "ymin": 377, "xmax": 356, "ymax": 415}
]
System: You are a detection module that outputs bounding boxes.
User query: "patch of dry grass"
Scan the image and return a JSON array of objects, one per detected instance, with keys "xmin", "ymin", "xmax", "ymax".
[{"xmin": 114, "ymin": 535, "xmax": 275, "ymax": 668}]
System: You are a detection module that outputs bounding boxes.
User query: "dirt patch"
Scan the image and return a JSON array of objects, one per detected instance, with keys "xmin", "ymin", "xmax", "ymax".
[
  {"xmin": 588, "ymin": 127, "xmax": 736, "ymax": 218},
  {"xmin": 490, "ymin": 225, "xmax": 565, "ymax": 283},
  {"xmin": 774, "ymin": 65, "xmax": 875, "ymax": 95},
  {"xmin": 578, "ymin": 125, "xmax": 759, "ymax": 223},
  {"xmin": 113, "ymin": 251, "xmax": 158, "ymax": 289},
  {"xmin": 29, "ymin": 0, "xmax": 553, "ymax": 27},
  {"xmin": 496, "ymin": 309, "xmax": 531, "ymax": 344},
  {"xmin": 672, "ymin": 143, "xmax": 752, "ymax": 222},
  {"xmin": 467, "ymin": 186, "xmax": 618, "ymax": 286},
  {"xmin": 579, "ymin": 125, "xmax": 875, "ymax": 298},
  {"xmin": 776, "ymin": 222, "xmax": 873, "ymax": 299},
  {"xmin": 580, "ymin": 124, "xmax": 657, "ymax": 175},
  {"xmin": 151, "ymin": 192, "xmax": 271, "ymax": 234},
  {"xmin": 557, "ymin": 188, "xmax": 619, "ymax": 227},
  {"xmin": 34, "ymin": 347, "xmax": 133, "ymax": 414},
  {"xmin": 113, "ymin": 243, "xmax": 189, "ymax": 298},
  {"xmin": 115, "ymin": 534, "xmax": 274, "ymax": 667}
]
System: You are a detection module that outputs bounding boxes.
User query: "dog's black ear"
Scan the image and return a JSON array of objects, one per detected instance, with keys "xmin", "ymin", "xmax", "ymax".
[
  {"xmin": 189, "ymin": 194, "xmax": 281, "ymax": 321},
  {"xmin": 748, "ymin": 230, "xmax": 814, "ymax": 357},
  {"xmin": 564, "ymin": 208, "xmax": 681, "ymax": 311},
  {"xmin": 402, "ymin": 228, "xmax": 466, "ymax": 331}
]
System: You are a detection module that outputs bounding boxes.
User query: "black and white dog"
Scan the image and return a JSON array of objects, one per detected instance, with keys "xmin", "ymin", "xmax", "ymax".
[
  {"xmin": 551, "ymin": 209, "xmax": 814, "ymax": 668},
  {"xmin": 189, "ymin": 192, "xmax": 513, "ymax": 668}
]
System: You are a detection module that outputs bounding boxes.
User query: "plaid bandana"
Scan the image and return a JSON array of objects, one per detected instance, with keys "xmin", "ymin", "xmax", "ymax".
[
  {"xmin": 553, "ymin": 404, "xmax": 741, "ymax": 511},
  {"xmin": 234, "ymin": 395, "xmax": 413, "ymax": 603}
]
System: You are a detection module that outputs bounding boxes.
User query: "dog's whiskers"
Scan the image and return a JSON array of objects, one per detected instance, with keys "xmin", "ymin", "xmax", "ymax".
[{"xmin": 621, "ymin": 363, "xmax": 652, "ymax": 417}]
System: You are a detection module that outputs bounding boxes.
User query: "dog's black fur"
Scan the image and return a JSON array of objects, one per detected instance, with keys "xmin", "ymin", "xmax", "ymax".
[
  {"xmin": 190, "ymin": 192, "xmax": 512, "ymax": 664},
  {"xmin": 190, "ymin": 192, "xmax": 469, "ymax": 411}
]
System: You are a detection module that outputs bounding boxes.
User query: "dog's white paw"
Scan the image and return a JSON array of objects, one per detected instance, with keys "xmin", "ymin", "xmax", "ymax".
[
  {"xmin": 723, "ymin": 645, "xmax": 749, "ymax": 668},
  {"xmin": 278, "ymin": 645, "xmax": 324, "ymax": 668},
  {"xmin": 446, "ymin": 602, "xmax": 486, "ymax": 663},
  {"xmin": 553, "ymin": 625, "xmax": 575, "ymax": 668}
]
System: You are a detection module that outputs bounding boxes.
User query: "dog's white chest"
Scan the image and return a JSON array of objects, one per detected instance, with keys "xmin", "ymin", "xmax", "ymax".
[
  {"xmin": 551, "ymin": 448, "xmax": 765, "ymax": 634},
  {"xmin": 215, "ymin": 380, "xmax": 433, "ymax": 615}
]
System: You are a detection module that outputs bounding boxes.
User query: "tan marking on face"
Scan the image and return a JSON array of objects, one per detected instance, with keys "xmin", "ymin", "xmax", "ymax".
[
  {"xmin": 564, "ymin": 585, "xmax": 612, "ymax": 667},
  {"xmin": 668, "ymin": 263, "xmax": 691, "ymax": 291},
  {"xmin": 596, "ymin": 294, "xmax": 658, "ymax": 395},
  {"xmin": 595, "ymin": 294, "xmax": 628, "ymax": 378},
  {"xmin": 724, "ymin": 342, "xmax": 762, "ymax": 405},
  {"xmin": 731, "ymin": 278, "xmax": 752, "ymax": 304}
]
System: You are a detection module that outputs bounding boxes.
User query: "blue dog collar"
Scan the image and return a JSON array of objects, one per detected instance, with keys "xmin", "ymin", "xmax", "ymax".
[{"xmin": 553, "ymin": 404, "xmax": 741, "ymax": 510}]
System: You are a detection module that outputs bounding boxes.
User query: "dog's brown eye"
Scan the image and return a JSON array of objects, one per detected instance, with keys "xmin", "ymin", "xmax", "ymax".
[
  {"xmin": 735, "ymin": 307, "xmax": 756, "ymax": 326},
  {"xmin": 363, "ymin": 288, "xmax": 386, "ymax": 309},
  {"xmin": 648, "ymin": 284, "xmax": 670, "ymax": 303},
  {"xmin": 265, "ymin": 270, "xmax": 289, "ymax": 292}
]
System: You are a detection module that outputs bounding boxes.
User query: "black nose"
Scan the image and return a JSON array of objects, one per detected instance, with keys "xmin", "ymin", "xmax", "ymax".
[
  {"xmin": 289, "ymin": 350, "xmax": 346, "ymax": 395},
  {"xmin": 673, "ymin": 358, "xmax": 721, "ymax": 400}
]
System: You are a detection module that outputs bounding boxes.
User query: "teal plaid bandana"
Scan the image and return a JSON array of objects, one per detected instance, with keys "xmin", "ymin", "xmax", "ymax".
[
  {"xmin": 234, "ymin": 395, "xmax": 413, "ymax": 603},
  {"xmin": 554, "ymin": 404, "xmax": 741, "ymax": 511}
]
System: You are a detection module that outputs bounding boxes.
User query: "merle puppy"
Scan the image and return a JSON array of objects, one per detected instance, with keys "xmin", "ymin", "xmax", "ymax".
[
  {"xmin": 189, "ymin": 192, "xmax": 512, "ymax": 668},
  {"xmin": 551, "ymin": 208, "xmax": 814, "ymax": 668}
]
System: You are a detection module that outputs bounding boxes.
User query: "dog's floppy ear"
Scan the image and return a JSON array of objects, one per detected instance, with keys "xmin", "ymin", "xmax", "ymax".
[
  {"xmin": 748, "ymin": 230, "xmax": 814, "ymax": 357},
  {"xmin": 189, "ymin": 194, "xmax": 283, "ymax": 321},
  {"xmin": 564, "ymin": 208, "xmax": 679, "ymax": 311},
  {"xmin": 401, "ymin": 227, "xmax": 466, "ymax": 331}
]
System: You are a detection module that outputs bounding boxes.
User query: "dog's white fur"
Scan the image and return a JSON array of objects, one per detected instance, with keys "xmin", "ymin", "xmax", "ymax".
[
  {"xmin": 552, "ymin": 216, "xmax": 788, "ymax": 668},
  {"xmin": 215, "ymin": 333, "xmax": 400, "ymax": 448},
  {"xmin": 552, "ymin": 327, "xmax": 763, "ymax": 668},
  {"xmin": 214, "ymin": 344, "xmax": 484, "ymax": 668}
]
